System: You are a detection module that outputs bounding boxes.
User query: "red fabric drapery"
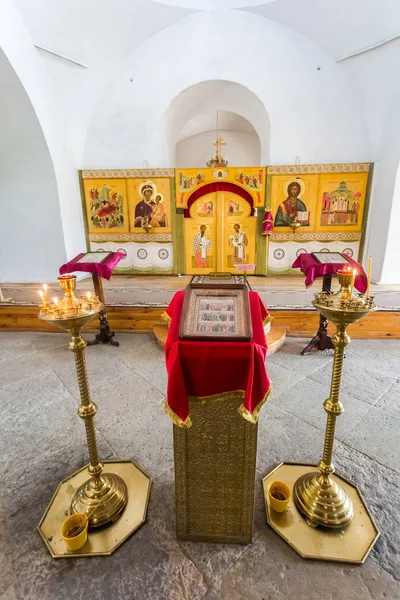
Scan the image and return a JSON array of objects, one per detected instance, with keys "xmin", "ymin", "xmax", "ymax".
[
  {"xmin": 163, "ymin": 290, "xmax": 271, "ymax": 427},
  {"xmin": 184, "ymin": 182, "xmax": 255, "ymax": 218},
  {"xmin": 59, "ymin": 252, "xmax": 125, "ymax": 281},
  {"xmin": 292, "ymin": 253, "xmax": 367, "ymax": 292}
]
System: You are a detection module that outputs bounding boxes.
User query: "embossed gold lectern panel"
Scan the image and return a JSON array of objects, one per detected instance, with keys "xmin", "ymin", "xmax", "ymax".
[{"xmin": 173, "ymin": 392, "xmax": 258, "ymax": 544}]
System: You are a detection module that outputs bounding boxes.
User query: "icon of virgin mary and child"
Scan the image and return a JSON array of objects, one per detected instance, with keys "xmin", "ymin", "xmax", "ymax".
[{"xmin": 134, "ymin": 181, "xmax": 167, "ymax": 228}]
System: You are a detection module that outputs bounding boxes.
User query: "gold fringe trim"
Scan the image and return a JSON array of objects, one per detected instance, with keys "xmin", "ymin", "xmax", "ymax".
[
  {"xmin": 237, "ymin": 384, "xmax": 273, "ymax": 424},
  {"xmin": 161, "ymin": 311, "xmax": 171, "ymax": 328},
  {"xmin": 189, "ymin": 390, "xmax": 245, "ymax": 405},
  {"xmin": 263, "ymin": 315, "xmax": 273, "ymax": 325},
  {"xmin": 164, "ymin": 398, "xmax": 192, "ymax": 428}
]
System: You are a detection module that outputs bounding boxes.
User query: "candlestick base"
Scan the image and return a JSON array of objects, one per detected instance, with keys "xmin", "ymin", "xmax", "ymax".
[
  {"xmin": 71, "ymin": 472, "xmax": 128, "ymax": 527},
  {"xmin": 262, "ymin": 462, "xmax": 380, "ymax": 564},
  {"xmin": 38, "ymin": 460, "xmax": 151, "ymax": 558},
  {"xmin": 293, "ymin": 470, "xmax": 354, "ymax": 528}
]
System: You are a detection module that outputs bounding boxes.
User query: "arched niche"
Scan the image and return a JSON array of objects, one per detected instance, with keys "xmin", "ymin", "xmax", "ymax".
[
  {"xmin": 0, "ymin": 49, "xmax": 66, "ymax": 282},
  {"xmin": 175, "ymin": 109, "xmax": 262, "ymax": 168},
  {"xmin": 165, "ymin": 81, "xmax": 270, "ymax": 167}
]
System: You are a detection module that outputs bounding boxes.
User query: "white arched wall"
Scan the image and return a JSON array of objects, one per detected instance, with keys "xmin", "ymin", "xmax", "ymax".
[
  {"xmin": 166, "ymin": 81, "xmax": 269, "ymax": 165},
  {"xmin": 176, "ymin": 130, "xmax": 261, "ymax": 167},
  {"xmin": 0, "ymin": 49, "xmax": 66, "ymax": 282},
  {"xmin": 367, "ymin": 96, "xmax": 400, "ymax": 284},
  {"xmin": 0, "ymin": 0, "xmax": 86, "ymax": 277},
  {"xmin": 83, "ymin": 10, "xmax": 371, "ymax": 168}
]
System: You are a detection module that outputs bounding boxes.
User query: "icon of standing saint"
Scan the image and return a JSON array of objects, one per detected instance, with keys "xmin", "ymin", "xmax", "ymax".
[
  {"xmin": 229, "ymin": 223, "xmax": 248, "ymax": 264},
  {"xmin": 193, "ymin": 224, "xmax": 212, "ymax": 268}
]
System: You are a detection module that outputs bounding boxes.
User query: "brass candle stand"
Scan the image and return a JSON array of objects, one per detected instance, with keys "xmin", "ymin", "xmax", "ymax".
[
  {"xmin": 37, "ymin": 274, "xmax": 151, "ymax": 558},
  {"xmin": 262, "ymin": 271, "xmax": 380, "ymax": 563},
  {"xmin": 294, "ymin": 271, "xmax": 377, "ymax": 528}
]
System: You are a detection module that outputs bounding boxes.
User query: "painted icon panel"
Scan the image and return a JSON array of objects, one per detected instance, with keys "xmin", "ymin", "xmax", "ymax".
[
  {"xmin": 316, "ymin": 173, "xmax": 368, "ymax": 232},
  {"xmin": 126, "ymin": 178, "xmax": 172, "ymax": 234},
  {"xmin": 83, "ymin": 179, "xmax": 129, "ymax": 234},
  {"xmin": 270, "ymin": 174, "xmax": 319, "ymax": 233}
]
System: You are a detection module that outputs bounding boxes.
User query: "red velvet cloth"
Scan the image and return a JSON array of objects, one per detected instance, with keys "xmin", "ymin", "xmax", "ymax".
[
  {"xmin": 292, "ymin": 253, "xmax": 368, "ymax": 293},
  {"xmin": 59, "ymin": 252, "xmax": 125, "ymax": 281},
  {"xmin": 164, "ymin": 290, "xmax": 271, "ymax": 425}
]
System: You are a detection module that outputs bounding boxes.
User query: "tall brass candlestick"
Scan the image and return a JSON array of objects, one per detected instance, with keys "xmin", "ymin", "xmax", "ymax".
[
  {"xmin": 293, "ymin": 272, "xmax": 377, "ymax": 528},
  {"xmin": 39, "ymin": 274, "xmax": 128, "ymax": 527}
]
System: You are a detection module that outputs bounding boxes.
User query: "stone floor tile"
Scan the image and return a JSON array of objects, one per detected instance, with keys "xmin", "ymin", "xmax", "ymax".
[
  {"xmin": 90, "ymin": 370, "xmax": 164, "ymax": 430},
  {"xmin": 215, "ymin": 532, "xmax": 400, "ymax": 600},
  {"xmin": 1, "ymin": 332, "xmax": 400, "ymax": 599},
  {"xmin": 264, "ymin": 362, "xmax": 300, "ymax": 399},
  {"xmin": 10, "ymin": 512, "xmax": 208, "ymax": 600},
  {"xmin": 0, "ymin": 504, "xmax": 16, "ymax": 598},
  {"xmin": 267, "ymin": 338, "xmax": 333, "ymax": 376},
  {"xmin": 335, "ymin": 441, "xmax": 400, "ymax": 581},
  {"xmin": 0, "ymin": 372, "xmax": 81, "ymax": 468},
  {"xmin": 0, "ymin": 335, "xmax": 36, "ymax": 363},
  {"xmin": 344, "ymin": 349, "xmax": 400, "ymax": 380},
  {"xmin": 375, "ymin": 380, "xmax": 400, "ymax": 417},
  {"xmin": 28, "ymin": 332, "xmax": 68, "ymax": 351},
  {"xmin": 38, "ymin": 344, "xmax": 132, "ymax": 399},
  {"xmin": 100, "ymin": 399, "xmax": 173, "ymax": 477},
  {"xmin": 110, "ymin": 334, "xmax": 168, "ymax": 395},
  {"xmin": 201, "ymin": 590, "xmax": 222, "ymax": 600},
  {"xmin": 274, "ymin": 376, "xmax": 372, "ymax": 441},
  {"xmin": 343, "ymin": 406, "xmax": 400, "ymax": 473},
  {"xmin": 257, "ymin": 404, "xmax": 325, "ymax": 474},
  {"xmin": 307, "ymin": 360, "xmax": 396, "ymax": 405},
  {"xmin": 2, "ymin": 433, "xmax": 117, "ymax": 536},
  {"xmin": 149, "ymin": 461, "xmax": 254, "ymax": 588},
  {"xmin": 0, "ymin": 350, "xmax": 53, "ymax": 389}
]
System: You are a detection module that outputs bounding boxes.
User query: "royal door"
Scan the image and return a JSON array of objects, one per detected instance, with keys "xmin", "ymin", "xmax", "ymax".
[{"xmin": 184, "ymin": 188, "xmax": 256, "ymax": 274}]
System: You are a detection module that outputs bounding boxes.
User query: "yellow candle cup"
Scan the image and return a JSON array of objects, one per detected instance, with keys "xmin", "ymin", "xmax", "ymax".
[
  {"xmin": 268, "ymin": 480, "xmax": 291, "ymax": 513},
  {"xmin": 61, "ymin": 513, "xmax": 89, "ymax": 552}
]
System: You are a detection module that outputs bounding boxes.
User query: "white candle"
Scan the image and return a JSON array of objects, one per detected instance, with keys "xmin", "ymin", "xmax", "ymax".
[{"xmin": 366, "ymin": 256, "xmax": 372, "ymax": 298}]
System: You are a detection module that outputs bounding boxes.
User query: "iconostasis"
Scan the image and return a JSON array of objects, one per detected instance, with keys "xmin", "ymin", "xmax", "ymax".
[
  {"xmin": 266, "ymin": 163, "xmax": 371, "ymax": 274},
  {"xmin": 82, "ymin": 169, "xmax": 175, "ymax": 274},
  {"xmin": 80, "ymin": 163, "xmax": 371, "ymax": 275}
]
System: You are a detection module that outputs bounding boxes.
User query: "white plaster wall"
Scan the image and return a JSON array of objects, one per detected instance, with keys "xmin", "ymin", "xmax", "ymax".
[
  {"xmin": 342, "ymin": 39, "xmax": 400, "ymax": 283},
  {"xmin": 0, "ymin": 0, "xmax": 86, "ymax": 275},
  {"xmin": 83, "ymin": 11, "xmax": 371, "ymax": 168},
  {"xmin": 0, "ymin": 50, "xmax": 66, "ymax": 282},
  {"xmin": 176, "ymin": 130, "xmax": 261, "ymax": 168}
]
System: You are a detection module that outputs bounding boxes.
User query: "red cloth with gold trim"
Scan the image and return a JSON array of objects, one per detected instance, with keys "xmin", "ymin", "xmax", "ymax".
[
  {"xmin": 292, "ymin": 253, "xmax": 367, "ymax": 292},
  {"xmin": 164, "ymin": 290, "xmax": 271, "ymax": 426},
  {"xmin": 59, "ymin": 251, "xmax": 125, "ymax": 281}
]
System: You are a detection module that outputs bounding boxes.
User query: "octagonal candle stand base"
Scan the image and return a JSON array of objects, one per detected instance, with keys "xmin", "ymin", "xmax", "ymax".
[
  {"xmin": 263, "ymin": 270, "xmax": 380, "ymax": 563},
  {"xmin": 37, "ymin": 274, "xmax": 151, "ymax": 557}
]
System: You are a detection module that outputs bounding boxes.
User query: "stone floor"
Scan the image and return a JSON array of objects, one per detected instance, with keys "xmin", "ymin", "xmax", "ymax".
[{"xmin": 1, "ymin": 332, "xmax": 399, "ymax": 600}]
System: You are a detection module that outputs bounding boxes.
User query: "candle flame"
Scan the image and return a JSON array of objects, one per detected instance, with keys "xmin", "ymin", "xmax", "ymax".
[
  {"xmin": 53, "ymin": 297, "xmax": 58, "ymax": 305},
  {"xmin": 44, "ymin": 284, "xmax": 48, "ymax": 291},
  {"xmin": 353, "ymin": 269, "xmax": 357, "ymax": 276},
  {"xmin": 39, "ymin": 290, "xmax": 44, "ymax": 298},
  {"xmin": 87, "ymin": 291, "xmax": 91, "ymax": 300}
]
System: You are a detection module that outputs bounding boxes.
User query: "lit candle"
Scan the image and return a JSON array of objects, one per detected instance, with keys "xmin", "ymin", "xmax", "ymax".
[
  {"xmin": 87, "ymin": 291, "xmax": 91, "ymax": 301},
  {"xmin": 43, "ymin": 284, "xmax": 48, "ymax": 303},
  {"xmin": 366, "ymin": 256, "xmax": 372, "ymax": 298},
  {"xmin": 53, "ymin": 297, "xmax": 58, "ymax": 305},
  {"xmin": 39, "ymin": 290, "xmax": 45, "ymax": 307},
  {"xmin": 351, "ymin": 269, "xmax": 357, "ymax": 298}
]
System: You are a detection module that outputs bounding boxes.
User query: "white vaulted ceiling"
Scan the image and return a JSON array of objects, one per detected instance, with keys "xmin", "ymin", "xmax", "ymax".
[
  {"xmin": 246, "ymin": 0, "xmax": 400, "ymax": 60},
  {"xmin": 14, "ymin": 0, "xmax": 400, "ymax": 67}
]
